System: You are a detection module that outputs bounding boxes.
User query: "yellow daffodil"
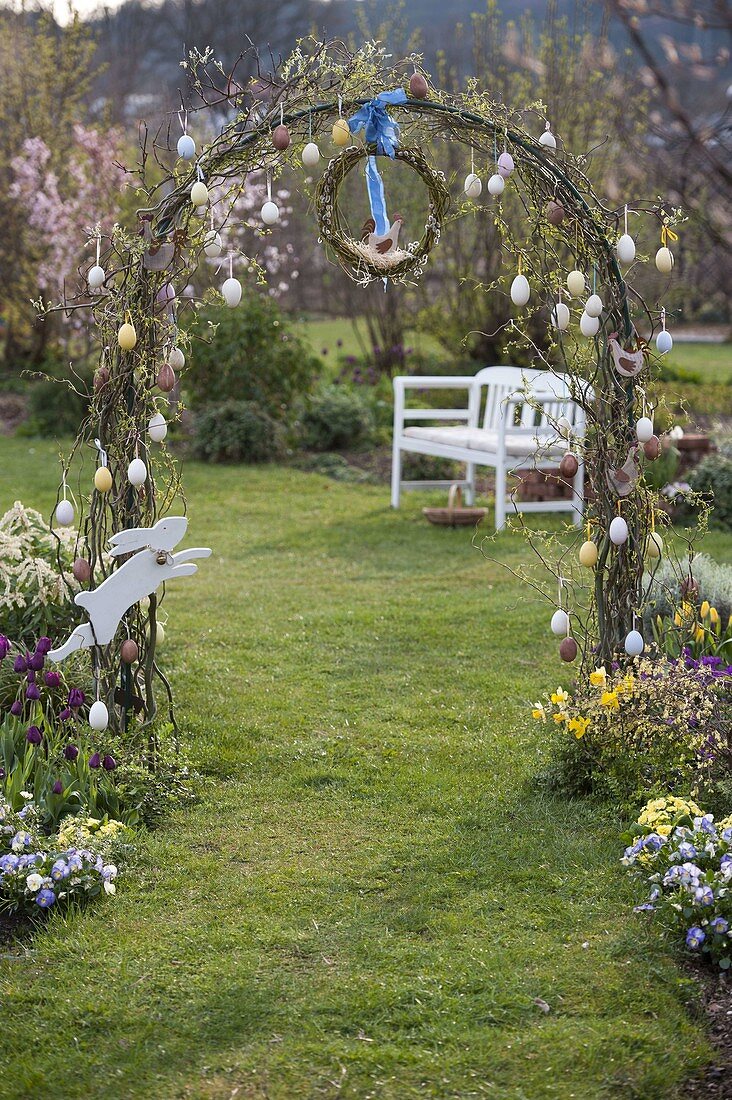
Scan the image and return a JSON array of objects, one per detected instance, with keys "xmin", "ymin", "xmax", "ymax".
[
  {"xmin": 589, "ymin": 667, "xmax": 607, "ymax": 687},
  {"xmin": 568, "ymin": 715, "xmax": 590, "ymax": 739},
  {"xmin": 701, "ymin": 599, "xmax": 710, "ymax": 619},
  {"xmin": 550, "ymin": 687, "xmax": 569, "ymax": 706},
  {"xmin": 532, "ymin": 703, "xmax": 546, "ymax": 721},
  {"xmin": 600, "ymin": 690, "xmax": 620, "ymax": 710},
  {"xmin": 553, "ymin": 711, "xmax": 569, "ymax": 724}
]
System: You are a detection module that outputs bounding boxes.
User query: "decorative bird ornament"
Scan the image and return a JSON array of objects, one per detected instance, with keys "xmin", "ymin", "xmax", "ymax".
[
  {"xmin": 361, "ymin": 213, "xmax": 404, "ymax": 255},
  {"xmin": 606, "ymin": 445, "xmax": 641, "ymax": 498},
  {"xmin": 608, "ymin": 335, "xmax": 647, "ymax": 380}
]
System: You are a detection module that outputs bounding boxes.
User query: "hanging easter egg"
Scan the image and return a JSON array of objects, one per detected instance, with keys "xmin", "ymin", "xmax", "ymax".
[
  {"xmin": 487, "ymin": 173, "xmax": 505, "ymax": 196},
  {"xmin": 55, "ymin": 499, "xmax": 74, "ymax": 526},
  {"xmin": 559, "ymin": 636, "xmax": 578, "ymax": 662},
  {"xmin": 579, "ymin": 540, "xmax": 598, "ymax": 568},
  {"xmin": 655, "ymin": 246, "xmax": 674, "ymax": 274},
  {"xmin": 332, "ymin": 119, "xmax": 350, "ymax": 146},
  {"xmin": 261, "ymin": 201, "xmax": 280, "ymax": 225},
  {"xmin": 177, "ymin": 134, "xmax": 196, "ymax": 160},
  {"xmin": 302, "ymin": 142, "xmax": 320, "ymax": 167},
  {"xmin": 150, "ymin": 622, "xmax": 165, "ymax": 646},
  {"xmin": 557, "ymin": 416, "xmax": 573, "ymax": 440},
  {"xmin": 551, "ymin": 608, "xmax": 569, "ymax": 636},
  {"xmin": 89, "ymin": 700, "xmax": 109, "ymax": 732},
  {"xmin": 635, "ymin": 417, "xmax": 654, "ymax": 443},
  {"xmin": 409, "ymin": 72, "xmax": 428, "ymax": 98},
  {"xmin": 221, "ymin": 277, "xmax": 243, "ymax": 308},
  {"xmin": 182, "ymin": 285, "xmax": 195, "ymax": 299},
  {"xmin": 559, "ymin": 452, "xmax": 578, "ymax": 478},
  {"xmin": 272, "ymin": 124, "xmax": 290, "ymax": 150},
  {"xmin": 645, "ymin": 532, "xmax": 663, "ymax": 560},
  {"xmin": 584, "ymin": 293, "xmax": 603, "ymax": 318},
  {"xmin": 580, "ymin": 311, "xmax": 600, "ymax": 337},
  {"xmin": 497, "ymin": 151, "xmax": 514, "ymax": 178},
  {"xmin": 156, "ymin": 282, "xmax": 175, "ymax": 308},
  {"xmin": 644, "ymin": 435, "xmax": 661, "ymax": 461},
  {"xmin": 73, "ymin": 557, "xmax": 91, "ymax": 583},
  {"xmin": 94, "ymin": 366, "xmax": 109, "ymax": 392},
  {"xmin": 118, "ymin": 322, "xmax": 137, "ymax": 351},
  {"xmin": 148, "ymin": 412, "xmax": 167, "ymax": 442},
  {"xmin": 510, "ymin": 274, "xmax": 530, "ymax": 307},
  {"xmin": 190, "ymin": 181, "xmax": 209, "ymax": 207},
  {"xmin": 157, "ymin": 363, "xmax": 176, "ymax": 393},
  {"xmin": 120, "ymin": 639, "xmax": 139, "ymax": 664},
  {"xmin": 127, "ymin": 458, "xmax": 147, "ymax": 487},
  {"xmin": 551, "ymin": 302, "xmax": 570, "ymax": 331},
  {"xmin": 94, "ymin": 466, "xmax": 112, "ymax": 493},
  {"xmin": 566, "ymin": 270, "xmax": 585, "ymax": 297},
  {"xmin": 546, "ymin": 200, "xmax": 565, "ymax": 226},
  {"xmin": 168, "ymin": 346, "xmax": 185, "ymax": 371},
  {"xmin": 204, "ymin": 230, "xmax": 222, "ymax": 258},
  {"xmin": 539, "ymin": 124, "xmax": 557, "ymax": 150},
  {"xmin": 609, "ymin": 516, "xmax": 629, "ymax": 545},
  {"xmin": 88, "ymin": 265, "xmax": 105, "ymax": 290},
  {"xmin": 624, "ymin": 630, "xmax": 645, "ymax": 657},
  {"xmin": 464, "ymin": 173, "xmax": 482, "ymax": 199},
  {"xmin": 656, "ymin": 329, "xmax": 673, "ymax": 354},
  {"xmin": 616, "ymin": 234, "xmax": 636, "ymax": 265}
]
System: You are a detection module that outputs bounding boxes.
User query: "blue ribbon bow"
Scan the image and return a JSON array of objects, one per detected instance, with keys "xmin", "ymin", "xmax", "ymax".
[{"xmin": 348, "ymin": 89, "xmax": 407, "ymax": 236}]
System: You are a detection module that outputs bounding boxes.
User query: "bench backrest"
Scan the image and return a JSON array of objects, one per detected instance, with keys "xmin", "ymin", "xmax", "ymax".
[{"xmin": 473, "ymin": 366, "xmax": 587, "ymax": 434}]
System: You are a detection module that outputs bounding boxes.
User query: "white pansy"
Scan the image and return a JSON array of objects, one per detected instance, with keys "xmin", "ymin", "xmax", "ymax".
[
  {"xmin": 103, "ymin": 880, "xmax": 117, "ymax": 895},
  {"xmin": 26, "ymin": 873, "xmax": 43, "ymax": 892}
]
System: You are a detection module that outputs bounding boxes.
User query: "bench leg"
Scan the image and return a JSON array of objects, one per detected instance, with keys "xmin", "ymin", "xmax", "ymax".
[
  {"xmin": 391, "ymin": 441, "xmax": 402, "ymax": 508},
  {"xmin": 572, "ymin": 459, "xmax": 585, "ymax": 528},
  {"xmin": 465, "ymin": 461, "xmax": 476, "ymax": 505},
  {"xmin": 495, "ymin": 461, "xmax": 507, "ymax": 531}
]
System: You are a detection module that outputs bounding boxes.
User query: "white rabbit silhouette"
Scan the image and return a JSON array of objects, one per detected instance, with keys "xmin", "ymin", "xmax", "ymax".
[{"xmin": 49, "ymin": 516, "xmax": 211, "ymax": 663}]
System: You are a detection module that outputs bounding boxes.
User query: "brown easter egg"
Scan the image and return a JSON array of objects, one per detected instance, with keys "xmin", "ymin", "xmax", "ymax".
[
  {"xmin": 94, "ymin": 367, "xmax": 110, "ymax": 392},
  {"xmin": 643, "ymin": 435, "xmax": 661, "ymax": 460},
  {"xmin": 120, "ymin": 639, "xmax": 139, "ymax": 664},
  {"xmin": 72, "ymin": 557, "xmax": 91, "ymax": 583},
  {"xmin": 559, "ymin": 452, "xmax": 579, "ymax": 478},
  {"xmin": 157, "ymin": 363, "xmax": 176, "ymax": 392},
  {"xmin": 546, "ymin": 200, "xmax": 565, "ymax": 226},
  {"xmin": 559, "ymin": 636, "xmax": 578, "ymax": 662},
  {"xmin": 409, "ymin": 72, "xmax": 428, "ymax": 98},
  {"xmin": 272, "ymin": 124, "xmax": 290, "ymax": 150}
]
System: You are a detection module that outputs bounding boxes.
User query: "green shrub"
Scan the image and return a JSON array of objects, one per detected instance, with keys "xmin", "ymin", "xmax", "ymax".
[
  {"xmin": 689, "ymin": 454, "xmax": 732, "ymax": 530},
  {"xmin": 186, "ymin": 297, "xmax": 320, "ymax": 418},
  {"xmin": 23, "ymin": 353, "xmax": 91, "ymax": 438},
  {"xmin": 300, "ymin": 386, "xmax": 374, "ymax": 451},
  {"xmin": 192, "ymin": 400, "xmax": 284, "ymax": 464}
]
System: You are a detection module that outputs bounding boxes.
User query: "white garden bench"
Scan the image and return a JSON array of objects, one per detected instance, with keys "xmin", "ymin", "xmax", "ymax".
[{"xmin": 391, "ymin": 366, "xmax": 587, "ymax": 529}]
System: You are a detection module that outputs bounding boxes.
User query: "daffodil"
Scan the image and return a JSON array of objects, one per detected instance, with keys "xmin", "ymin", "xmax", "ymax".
[
  {"xmin": 600, "ymin": 690, "xmax": 620, "ymax": 710},
  {"xmin": 553, "ymin": 711, "xmax": 569, "ymax": 724},
  {"xmin": 589, "ymin": 667, "xmax": 606, "ymax": 687},
  {"xmin": 550, "ymin": 687, "xmax": 569, "ymax": 706},
  {"xmin": 532, "ymin": 703, "xmax": 546, "ymax": 721},
  {"xmin": 568, "ymin": 715, "xmax": 590, "ymax": 739}
]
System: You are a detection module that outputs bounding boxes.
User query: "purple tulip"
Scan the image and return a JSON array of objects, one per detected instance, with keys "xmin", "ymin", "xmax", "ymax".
[
  {"xmin": 10, "ymin": 700, "xmax": 23, "ymax": 717},
  {"xmin": 44, "ymin": 671, "xmax": 61, "ymax": 688},
  {"xmin": 27, "ymin": 652, "xmax": 44, "ymax": 672},
  {"xmin": 26, "ymin": 670, "xmax": 36, "ymax": 684},
  {"xmin": 63, "ymin": 744, "xmax": 79, "ymax": 761},
  {"xmin": 26, "ymin": 725, "xmax": 42, "ymax": 745},
  {"xmin": 0, "ymin": 636, "xmax": 9, "ymax": 660},
  {"xmin": 102, "ymin": 754, "xmax": 117, "ymax": 771},
  {"xmin": 36, "ymin": 637, "xmax": 52, "ymax": 655},
  {"xmin": 52, "ymin": 780, "xmax": 63, "ymax": 795},
  {"xmin": 58, "ymin": 707, "xmax": 71, "ymax": 721},
  {"xmin": 88, "ymin": 752, "xmax": 101, "ymax": 769},
  {"xmin": 68, "ymin": 689, "xmax": 85, "ymax": 709},
  {"xmin": 13, "ymin": 655, "xmax": 27, "ymax": 673},
  {"xmin": 26, "ymin": 684, "xmax": 41, "ymax": 701}
]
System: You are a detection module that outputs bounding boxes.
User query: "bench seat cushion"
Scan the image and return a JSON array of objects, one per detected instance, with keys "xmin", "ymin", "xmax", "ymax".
[{"xmin": 403, "ymin": 425, "xmax": 564, "ymax": 457}]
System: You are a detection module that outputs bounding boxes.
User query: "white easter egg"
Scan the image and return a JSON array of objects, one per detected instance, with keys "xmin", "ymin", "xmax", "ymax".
[
  {"xmin": 566, "ymin": 270, "xmax": 585, "ymax": 297},
  {"xmin": 655, "ymin": 246, "xmax": 674, "ymax": 274},
  {"xmin": 88, "ymin": 265, "xmax": 105, "ymax": 289},
  {"xmin": 168, "ymin": 346, "xmax": 185, "ymax": 371},
  {"xmin": 204, "ymin": 231, "xmax": 222, "ymax": 258},
  {"xmin": 616, "ymin": 234, "xmax": 636, "ymax": 265},
  {"xmin": 656, "ymin": 330, "xmax": 673, "ymax": 355},
  {"xmin": 55, "ymin": 499, "xmax": 74, "ymax": 526},
  {"xmin": 487, "ymin": 173, "xmax": 505, "ymax": 196},
  {"xmin": 551, "ymin": 302, "xmax": 570, "ymax": 330},
  {"xmin": 551, "ymin": 609, "xmax": 569, "ymax": 636},
  {"xmin": 584, "ymin": 293, "xmax": 603, "ymax": 318},
  {"xmin": 127, "ymin": 458, "xmax": 147, "ymax": 486},
  {"xmin": 222, "ymin": 277, "xmax": 242, "ymax": 308},
  {"xmin": 177, "ymin": 134, "xmax": 196, "ymax": 160},
  {"xmin": 89, "ymin": 700, "xmax": 109, "ymax": 732},
  {"xmin": 539, "ymin": 127, "xmax": 557, "ymax": 150},
  {"xmin": 510, "ymin": 274, "xmax": 530, "ymax": 306},
  {"xmin": 261, "ymin": 201, "xmax": 280, "ymax": 225},
  {"xmin": 302, "ymin": 142, "xmax": 321, "ymax": 167},
  {"xmin": 645, "ymin": 532, "xmax": 663, "ymax": 560},
  {"xmin": 148, "ymin": 413, "xmax": 167, "ymax": 442},
  {"xmin": 624, "ymin": 630, "xmax": 645, "ymax": 657},
  {"xmin": 190, "ymin": 181, "xmax": 209, "ymax": 207},
  {"xmin": 635, "ymin": 417, "xmax": 654, "ymax": 443},
  {"xmin": 609, "ymin": 516, "xmax": 629, "ymax": 545},
  {"xmin": 580, "ymin": 311, "xmax": 600, "ymax": 337},
  {"xmin": 557, "ymin": 416, "xmax": 573, "ymax": 439},
  {"xmin": 464, "ymin": 173, "xmax": 482, "ymax": 199}
]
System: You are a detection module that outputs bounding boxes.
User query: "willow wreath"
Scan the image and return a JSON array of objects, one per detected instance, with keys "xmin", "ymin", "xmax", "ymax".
[{"xmin": 314, "ymin": 144, "xmax": 450, "ymax": 285}]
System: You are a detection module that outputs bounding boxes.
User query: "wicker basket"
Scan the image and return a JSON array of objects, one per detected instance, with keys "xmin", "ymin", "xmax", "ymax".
[{"xmin": 422, "ymin": 484, "xmax": 487, "ymax": 527}]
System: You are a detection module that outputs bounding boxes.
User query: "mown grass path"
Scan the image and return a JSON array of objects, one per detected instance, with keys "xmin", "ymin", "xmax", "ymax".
[{"xmin": 1, "ymin": 437, "xmax": 725, "ymax": 1099}]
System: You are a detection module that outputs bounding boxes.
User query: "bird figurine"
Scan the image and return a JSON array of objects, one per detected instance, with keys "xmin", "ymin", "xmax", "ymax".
[
  {"xmin": 608, "ymin": 335, "xmax": 647, "ymax": 380},
  {"xmin": 361, "ymin": 214, "xmax": 404, "ymax": 255},
  {"xmin": 606, "ymin": 445, "xmax": 641, "ymax": 498}
]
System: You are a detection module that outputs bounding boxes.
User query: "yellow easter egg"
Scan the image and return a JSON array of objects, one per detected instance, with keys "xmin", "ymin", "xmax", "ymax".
[
  {"xmin": 579, "ymin": 540, "xmax": 598, "ymax": 568},
  {"xmin": 645, "ymin": 532, "xmax": 663, "ymax": 560},
  {"xmin": 94, "ymin": 466, "xmax": 113, "ymax": 493},
  {"xmin": 332, "ymin": 119, "xmax": 351, "ymax": 146},
  {"xmin": 118, "ymin": 322, "xmax": 137, "ymax": 351}
]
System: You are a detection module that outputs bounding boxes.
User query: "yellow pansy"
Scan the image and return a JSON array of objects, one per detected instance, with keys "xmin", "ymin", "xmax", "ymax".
[
  {"xmin": 589, "ymin": 667, "xmax": 607, "ymax": 687},
  {"xmin": 656, "ymin": 825, "xmax": 672, "ymax": 837},
  {"xmin": 600, "ymin": 690, "xmax": 620, "ymax": 710},
  {"xmin": 701, "ymin": 600, "xmax": 710, "ymax": 619},
  {"xmin": 568, "ymin": 716, "xmax": 590, "ymax": 739},
  {"xmin": 532, "ymin": 703, "xmax": 546, "ymax": 721},
  {"xmin": 550, "ymin": 687, "xmax": 569, "ymax": 706}
]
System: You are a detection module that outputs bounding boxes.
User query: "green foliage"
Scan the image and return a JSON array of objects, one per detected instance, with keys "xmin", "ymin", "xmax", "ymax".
[
  {"xmin": 192, "ymin": 400, "xmax": 284, "ymax": 464},
  {"xmin": 689, "ymin": 454, "xmax": 732, "ymax": 530},
  {"xmin": 642, "ymin": 442, "xmax": 679, "ymax": 493},
  {"xmin": 186, "ymin": 298, "xmax": 320, "ymax": 418},
  {"xmin": 300, "ymin": 385, "xmax": 374, "ymax": 451},
  {"xmin": 23, "ymin": 356, "xmax": 91, "ymax": 438}
]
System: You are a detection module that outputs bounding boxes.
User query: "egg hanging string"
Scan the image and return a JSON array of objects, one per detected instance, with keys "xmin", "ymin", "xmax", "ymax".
[
  {"xmin": 94, "ymin": 438, "xmax": 109, "ymax": 469},
  {"xmin": 660, "ymin": 225, "xmax": 678, "ymax": 247},
  {"xmin": 266, "ymin": 171, "xmax": 272, "ymax": 203},
  {"xmin": 178, "ymin": 110, "xmax": 188, "ymax": 136}
]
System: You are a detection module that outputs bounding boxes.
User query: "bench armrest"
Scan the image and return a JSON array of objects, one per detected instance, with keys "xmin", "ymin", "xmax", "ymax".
[
  {"xmin": 393, "ymin": 375, "xmax": 482, "ymax": 433},
  {"xmin": 393, "ymin": 375, "xmax": 477, "ymax": 391}
]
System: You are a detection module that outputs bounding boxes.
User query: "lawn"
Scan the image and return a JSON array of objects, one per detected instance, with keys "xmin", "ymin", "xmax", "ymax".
[{"xmin": 1, "ymin": 435, "xmax": 730, "ymax": 1099}]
